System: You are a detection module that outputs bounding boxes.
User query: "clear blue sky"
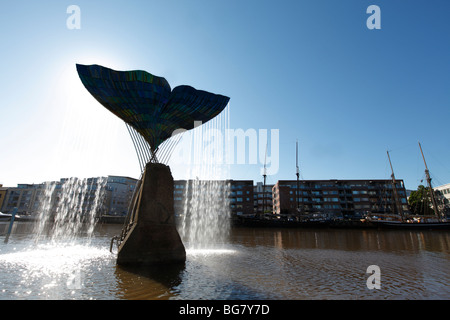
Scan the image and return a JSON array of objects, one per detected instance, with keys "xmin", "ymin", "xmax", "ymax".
[{"xmin": 0, "ymin": 0, "xmax": 449, "ymax": 190}]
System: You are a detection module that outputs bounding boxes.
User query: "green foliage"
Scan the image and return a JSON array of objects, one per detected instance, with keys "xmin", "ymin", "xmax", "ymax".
[{"xmin": 408, "ymin": 185, "xmax": 433, "ymax": 215}]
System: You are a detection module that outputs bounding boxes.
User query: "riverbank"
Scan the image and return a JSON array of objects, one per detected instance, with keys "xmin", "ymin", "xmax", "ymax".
[{"xmin": 232, "ymin": 214, "xmax": 450, "ymax": 230}]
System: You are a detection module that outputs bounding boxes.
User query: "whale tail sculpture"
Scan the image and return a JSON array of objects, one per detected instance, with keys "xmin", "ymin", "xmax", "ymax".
[
  {"xmin": 76, "ymin": 64, "xmax": 229, "ymax": 167},
  {"xmin": 76, "ymin": 64, "xmax": 229, "ymax": 266}
]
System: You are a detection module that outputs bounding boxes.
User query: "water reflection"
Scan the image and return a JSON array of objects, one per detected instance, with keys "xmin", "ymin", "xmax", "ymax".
[
  {"xmin": 231, "ymin": 228, "xmax": 450, "ymax": 254},
  {"xmin": 228, "ymin": 228, "xmax": 450, "ymax": 299},
  {"xmin": 115, "ymin": 263, "xmax": 185, "ymax": 300},
  {"xmin": 0, "ymin": 223, "xmax": 449, "ymax": 300},
  {"xmin": 0, "ymin": 239, "xmax": 113, "ymax": 299}
]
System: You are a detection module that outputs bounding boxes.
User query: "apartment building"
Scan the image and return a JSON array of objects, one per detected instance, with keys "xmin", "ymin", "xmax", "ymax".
[
  {"xmin": 1, "ymin": 176, "xmax": 138, "ymax": 217},
  {"xmin": 272, "ymin": 179, "xmax": 409, "ymax": 217},
  {"xmin": 0, "ymin": 183, "xmax": 45, "ymax": 214},
  {"xmin": 254, "ymin": 182, "xmax": 274, "ymax": 215},
  {"xmin": 0, "ymin": 184, "xmax": 8, "ymax": 211},
  {"xmin": 173, "ymin": 179, "xmax": 254, "ymax": 217},
  {"xmin": 105, "ymin": 176, "xmax": 138, "ymax": 216},
  {"xmin": 1, "ymin": 176, "xmax": 415, "ymax": 220}
]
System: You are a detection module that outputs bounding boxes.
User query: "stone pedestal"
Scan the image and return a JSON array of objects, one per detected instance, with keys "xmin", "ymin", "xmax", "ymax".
[{"xmin": 117, "ymin": 163, "xmax": 186, "ymax": 266}]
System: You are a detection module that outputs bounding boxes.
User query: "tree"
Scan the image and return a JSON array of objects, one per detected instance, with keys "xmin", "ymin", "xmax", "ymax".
[{"xmin": 408, "ymin": 185, "xmax": 433, "ymax": 215}]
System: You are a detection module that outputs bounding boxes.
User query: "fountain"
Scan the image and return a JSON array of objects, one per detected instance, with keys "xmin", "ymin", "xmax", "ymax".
[
  {"xmin": 0, "ymin": 177, "xmax": 110, "ymax": 299},
  {"xmin": 177, "ymin": 110, "xmax": 232, "ymax": 250},
  {"xmin": 180, "ymin": 179, "xmax": 231, "ymax": 250},
  {"xmin": 34, "ymin": 177, "xmax": 107, "ymax": 244},
  {"xmin": 76, "ymin": 64, "xmax": 230, "ymax": 266}
]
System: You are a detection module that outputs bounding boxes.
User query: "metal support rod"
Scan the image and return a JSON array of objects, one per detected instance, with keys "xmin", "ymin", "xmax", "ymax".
[
  {"xmin": 135, "ymin": 130, "xmax": 152, "ymax": 164},
  {"xmin": 110, "ymin": 236, "xmax": 118, "ymax": 253},
  {"xmin": 126, "ymin": 124, "xmax": 144, "ymax": 172},
  {"xmin": 157, "ymin": 137, "xmax": 175, "ymax": 164},
  {"xmin": 163, "ymin": 134, "xmax": 183, "ymax": 164},
  {"xmin": 132, "ymin": 128, "xmax": 150, "ymax": 166},
  {"xmin": 4, "ymin": 207, "xmax": 18, "ymax": 244}
]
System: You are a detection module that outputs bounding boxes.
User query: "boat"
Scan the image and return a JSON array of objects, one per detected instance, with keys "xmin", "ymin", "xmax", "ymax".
[
  {"xmin": 371, "ymin": 219, "xmax": 450, "ymax": 229},
  {"xmin": 0, "ymin": 212, "xmax": 12, "ymax": 221},
  {"xmin": 373, "ymin": 142, "xmax": 450, "ymax": 230},
  {"xmin": 14, "ymin": 214, "xmax": 37, "ymax": 222},
  {"xmin": 234, "ymin": 213, "xmax": 331, "ymax": 228},
  {"xmin": 234, "ymin": 140, "xmax": 333, "ymax": 228}
]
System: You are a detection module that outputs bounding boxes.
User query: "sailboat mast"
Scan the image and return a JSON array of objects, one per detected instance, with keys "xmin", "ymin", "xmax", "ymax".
[
  {"xmin": 262, "ymin": 141, "xmax": 267, "ymax": 216},
  {"xmin": 387, "ymin": 150, "xmax": 404, "ymax": 220},
  {"xmin": 296, "ymin": 140, "xmax": 300, "ymax": 214},
  {"xmin": 418, "ymin": 142, "xmax": 442, "ymax": 220}
]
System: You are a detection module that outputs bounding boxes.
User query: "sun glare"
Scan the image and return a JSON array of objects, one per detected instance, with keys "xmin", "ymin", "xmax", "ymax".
[{"xmin": 48, "ymin": 57, "xmax": 137, "ymax": 180}]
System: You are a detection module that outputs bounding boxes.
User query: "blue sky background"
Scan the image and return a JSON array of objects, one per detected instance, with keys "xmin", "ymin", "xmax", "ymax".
[{"xmin": 0, "ymin": 0, "xmax": 449, "ymax": 190}]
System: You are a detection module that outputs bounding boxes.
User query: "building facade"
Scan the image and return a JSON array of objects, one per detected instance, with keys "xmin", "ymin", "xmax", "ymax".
[
  {"xmin": 434, "ymin": 183, "xmax": 450, "ymax": 215},
  {"xmin": 0, "ymin": 183, "xmax": 45, "ymax": 214},
  {"xmin": 1, "ymin": 176, "xmax": 414, "ymax": 220},
  {"xmin": 230, "ymin": 180, "xmax": 254, "ymax": 216},
  {"xmin": 173, "ymin": 179, "xmax": 254, "ymax": 217},
  {"xmin": 105, "ymin": 176, "xmax": 138, "ymax": 216},
  {"xmin": 0, "ymin": 184, "xmax": 8, "ymax": 212},
  {"xmin": 254, "ymin": 182, "xmax": 274, "ymax": 215},
  {"xmin": 272, "ymin": 179, "xmax": 409, "ymax": 218},
  {"xmin": 0, "ymin": 176, "xmax": 138, "ymax": 217}
]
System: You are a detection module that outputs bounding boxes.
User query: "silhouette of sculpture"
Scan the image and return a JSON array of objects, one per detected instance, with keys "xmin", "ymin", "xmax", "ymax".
[{"xmin": 76, "ymin": 64, "xmax": 229, "ymax": 266}]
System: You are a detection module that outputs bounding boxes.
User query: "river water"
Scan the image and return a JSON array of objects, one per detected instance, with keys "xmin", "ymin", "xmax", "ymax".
[{"xmin": 0, "ymin": 222, "xmax": 448, "ymax": 300}]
